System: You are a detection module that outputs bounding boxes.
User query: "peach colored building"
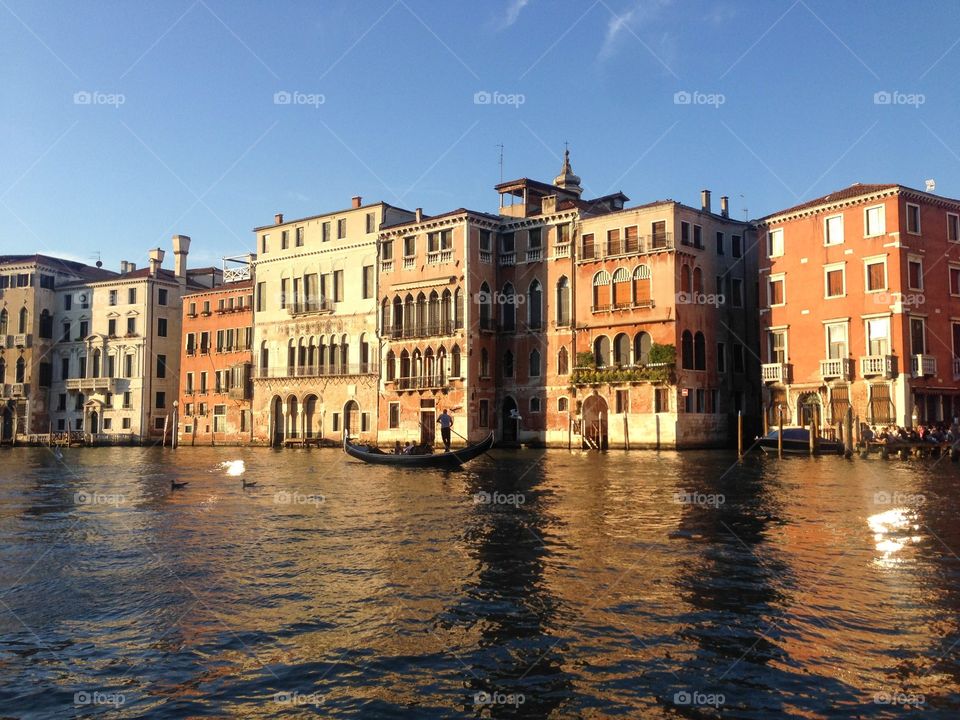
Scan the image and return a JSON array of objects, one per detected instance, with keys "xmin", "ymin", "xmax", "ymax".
[
  {"xmin": 178, "ymin": 263, "xmax": 254, "ymax": 446},
  {"xmin": 759, "ymin": 183, "xmax": 960, "ymax": 429}
]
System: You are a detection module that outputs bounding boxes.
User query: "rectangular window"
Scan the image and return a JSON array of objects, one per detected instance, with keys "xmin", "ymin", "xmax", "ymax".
[
  {"xmin": 157, "ymin": 317, "xmax": 167, "ymax": 337},
  {"xmin": 200, "ymin": 372, "xmax": 208, "ymax": 393},
  {"xmin": 910, "ymin": 317, "xmax": 926, "ymax": 355},
  {"xmin": 824, "ymin": 215, "xmax": 844, "ymax": 245},
  {"xmin": 732, "ymin": 234, "xmax": 742, "ymax": 257},
  {"xmin": 156, "ymin": 354, "xmax": 166, "ymax": 378},
  {"xmin": 332, "ymin": 412, "xmax": 340, "ymax": 432},
  {"xmin": 123, "ymin": 391, "xmax": 131, "ymax": 409},
  {"xmin": 281, "ymin": 230, "xmax": 289, "ymax": 249},
  {"xmin": 615, "ymin": 389, "xmax": 629, "ymax": 414},
  {"xmin": 867, "ymin": 317, "xmax": 889, "ymax": 356},
  {"xmin": 64, "ymin": 294, "xmax": 72, "ymax": 310},
  {"xmin": 257, "ymin": 282, "xmax": 266, "ymax": 311},
  {"xmin": 382, "ymin": 240, "xmax": 393, "ymax": 261},
  {"xmin": 655, "ymin": 387, "xmax": 669, "ymax": 413},
  {"xmin": 322, "ymin": 222, "xmax": 331, "ymax": 242},
  {"xmin": 388, "ymin": 402, "xmax": 400, "ymax": 429},
  {"xmin": 769, "ymin": 330, "xmax": 786, "ymax": 363},
  {"xmin": 108, "ymin": 318, "xmax": 116, "ymax": 337},
  {"xmin": 865, "ymin": 205, "xmax": 885, "ymax": 236},
  {"xmin": 715, "ymin": 231, "xmax": 724, "ymax": 255},
  {"xmin": 501, "ymin": 233, "xmax": 515, "ymax": 253},
  {"xmin": 109, "ymin": 289, "xmax": 117, "ymax": 306},
  {"xmin": 949, "ymin": 213, "xmax": 960, "ymax": 243},
  {"xmin": 528, "ymin": 227, "xmax": 542, "ymax": 248},
  {"xmin": 362, "ymin": 265, "xmax": 374, "ymax": 299},
  {"xmin": 768, "ymin": 228, "xmax": 784, "ymax": 257},
  {"xmin": 213, "ymin": 405, "xmax": 226, "ymax": 432},
  {"xmin": 695, "ymin": 388, "xmax": 705, "ymax": 413},
  {"xmin": 404, "ymin": 236, "xmax": 416, "ymax": 257},
  {"xmin": 100, "ymin": 418, "xmax": 111, "ymax": 431},
  {"xmin": 768, "ymin": 276, "xmax": 785, "ymax": 306},
  {"xmin": 295, "ymin": 226, "xmax": 304, "ymax": 246},
  {"xmin": 333, "ymin": 270, "xmax": 344, "ymax": 302},
  {"xmin": 124, "ymin": 355, "xmax": 133, "ymax": 378},
  {"xmin": 126, "ymin": 317, "xmax": 136, "ymax": 335},
  {"xmin": 908, "ymin": 258, "xmax": 923, "ymax": 290},
  {"xmin": 581, "ymin": 233, "xmax": 595, "ymax": 259},
  {"xmin": 186, "ymin": 372, "xmax": 194, "ymax": 393},
  {"xmin": 337, "ymin": 218, "xmax": 347, "ymax": 238},
  {"xmin": 366, "ymin": 212, "xmax": 376, "ymax": 233},
  {"xmin": 865, "ymin": 259, "xmax": 886, "ymax": 292},
  {"xmin": 826, "ymin": 323, "xmax": 847, "ymax": 359},
  {"xmin": 158, "ymin": 288, "xmax": 168, "ymax": 306},
  {"xmin": 361, "ymin": 412, "xmax": 370, "ymax": 432},
  {"xmin": 156, "ymin": 391, "xmax": 166, "ymax": 409},
  {"xmin": 478, "ymin": 399, "xmax": 489, "ymax": 427},
  {"xmin": 680, "ymin": 221, "xmax": 691, "ymax": 246},
  {"xmin": 825, "ymin": 265, "xmax": 845, "ymax": 298},
  {"xmin": 128, "ymin": 288, "xmax": 137, "ymax": 304},
  {"xmin": 732, "ymin": 279, "xmax": 743, "ymax": 307},
  {"xmin": 479, "ymin": 230, "xmax": 492, "ymax": 251},
  {"xmin": 951, "ymin": 267, "xmax": 960, "ymax": 296},
  {"xmin": 693, "ymin": 224, "xmax": 703, "ymax": 249},
  {"xmin": 61, "ymin": 358, "xmax": 69, "ymax": 381},
  {"xmin": 906, "ymin": 203, "xmax": 921, "ymax": 234},
  {"xmin": 733, "ymin": 344, "xmax": 745, "ymax": 373},
  {"xmin": 280, "ymin": 279, "xmax": 288, "ymax": 309},
  {"xmin": 261, "ymin": 233, "xmax": 269, "ymax": 253},
  {"xmin": 154, "ymin": 417, "xmax": 165, "ymax": 430},
  {"xmin": 717, "ymin": 342, "xmax": 726, "ymax": 372}
]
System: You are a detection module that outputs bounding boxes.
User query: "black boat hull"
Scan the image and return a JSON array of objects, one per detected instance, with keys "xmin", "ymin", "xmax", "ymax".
[{"xmin": 343, "ymin": 432, "xmax": 495, "ymax": 468}]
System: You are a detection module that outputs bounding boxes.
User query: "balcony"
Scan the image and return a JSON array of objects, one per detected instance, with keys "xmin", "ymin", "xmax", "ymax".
[
  {"xmin": 10, "ymin": 383, "xmax": 29, "ymax": 397},
  {"xmin": 287, "ymin": 299, "xmax": 334, "ymax": 316},
  {"xmin": 254, "ymin": 363, "xmax": 379, "ymax": 380},
  {"xmin": 524, "ymin": 248, "xmax": 542, "ymax": 262},
  {"xmin": 14, "ymin": 333, "xmax": 29, "ymax": 348},
  {"xmin": 498, "ymin": 252, "xmax": 516, "ymax": 266},
  {"xmin": 65, "ymin": 377, "xmax": 119, "ymax": 393},
  {"xmin": 380, "ymin": 259, "xmax": 394, "ymax": 273},
  {"xmin": 228, "ymin": 386, "xmax": 250, "ymax": 401},
  {"xmin": 579, "ymin": 232, "xmax": 674, "ymax": 261},
  {"xmin": 911, "ymin": 354, "xmax": 937, "ymax": 377},
  {"xmin": 820, "ymin": 357, "xmax": 854, "ymax": 381},
  {"xmin": 393, "ymin": 375, "xmax": 451, "ymax": 391},
  {"xmin": 761, "ymin": 362, "xmax": 791, "ymax": 384},
  {"xmin": 553, "ymin": 243, "xmax": 570, "ymax": 258},
  {"xmin": 403, "ymin": 257, "xmax": 415, "ymax": 270},
  {"xmin": 954, "ymin": 356, "xmax": 960, "ymax": 380},
  {"xmin": 861, "ymin": 355, "xmax": 896, "ymax": 379},
  {"xmin": 479, "ymin": 249, "xmax": 492, "ymax": 264},
  {"xmin": 571, "ymin": 363, "xmax": 673, "ymax": 386}
]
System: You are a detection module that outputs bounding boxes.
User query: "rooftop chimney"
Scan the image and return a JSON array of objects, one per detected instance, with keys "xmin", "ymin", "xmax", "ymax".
[
  {"xmin": 720, "ymin": 196, "xmax": 729, "ymax": 218},
  {"xmin": 701, "ymin": 189, "xmax": 711, "ymax": 213},
  {"xmin": 351, "ymin": 195, "xmax": 362, "ymax": 208},
  {"xmin": 148, "ymin": 248, "xmax": 165, "ymax": 277},
  {"xmin": 172, "ymin": 234, "xmax": 191, "ymax": 287},
  {"xmin": 120, "ymin": 260, "xmax": 128, "ymax": 274},
  {"xmin": 274, "ymin": 212, "xmax": 283, "ymax": 225},
  {"xmin": 415, "ymin": 208, "xmax": 423, "ymax": 222}
]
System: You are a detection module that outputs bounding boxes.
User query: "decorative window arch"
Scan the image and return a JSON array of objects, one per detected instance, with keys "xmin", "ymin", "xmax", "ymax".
[
  {"xmin": 451, "ymin": 344, "xmax": 461, "ymax": 377},
  {"xmin": 479, "ymin": 282, "xmax": 492, "ymax": 329},
  {"xmin": 681, "ymin": 330, "xmax": 694, "ymax": 369},
  {"xmin": 480, "ymin": 347, "xmax": 489, "ymax": 376},
  {"xmin": 612, "ymin": 268, "xmax": 631, "ymax": 307},
  {"xmin": 634, "ymin": 332, "xmax": 652, "ymax": 365},
  {"xmin": 594, "ymin": 336, "xmax": 611, "ymax": 367},
  {"xmin": 529, "ymin": 349, "xmax": 541, "ymax": 378},
  {"xmin": 694, "ymin": 331, "xmax": 706, "ymax": 370},
  {"xmin": 593, "ymin": 271, "xmax": 611, "ymax": 310},
  {"xmin": 528, "ymin": 280, "xmax": 542, "ymax": 329},
  {"xmin": 613, "ymin": 333, "xmax": 630, "ymax": 365},
  {"xmin": 18, "ymin": 307, "xmax": 28, "ymax": 334},
  {"xmin": 386, "ymin": 350, "xmax": 396, "ymax": 381},
  {"xmin": 503, "ymin": 349, "xmax": 514, "ymax": 377},
  {"xmin": 501, "ymin": 283, "xmax": 516, "ymax": 331},
  {"xmin": 680, "ymin": 265, "xmax": 691, "ymax": 294},
  {"xmin": 0, "ymin": 309, "xmax": 7, "ymax": 334},
  {"xmin": 556, "ymin": 276, "xmax": 570, "ymax": 326},
  {"xmin": 557, "ymin": 346, "xmax": 569, "ymax": 375},
  {"xmin": 693, "ymin": 267, "xmax": 704, "ymax": 294},
  {"xmin": 633, "ymin": 265, "xmax": 652, "ymax": 304}
]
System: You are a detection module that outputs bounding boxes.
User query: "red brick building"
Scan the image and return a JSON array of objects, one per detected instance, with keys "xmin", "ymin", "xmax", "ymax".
[
  {"xmin": 759, "ymin": 183, "xmax": 960, "ymax": 429},
  {"xmin": 178, "ymin": 272, "xmax": 254, "ymax": 445}
]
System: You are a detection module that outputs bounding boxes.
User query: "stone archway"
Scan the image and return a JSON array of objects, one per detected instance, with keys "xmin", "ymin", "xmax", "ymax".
[
  {"xmin": 271, "ymin": 396, "xmax": 283, "ymax": 446},
  {"xmin": 796, "ymin": 392, "xmax": 821, "ymax": 428},
  {"xmin": 501, "ymin": 396, "xmax": 518, "ymax": 443},
  {"xmin": 343, "ymin": 400, "xmax": 360, "ymax": 438},
  {"xmin": 582, "ymin": 394, "xmax": 608, "ymax": 450}
]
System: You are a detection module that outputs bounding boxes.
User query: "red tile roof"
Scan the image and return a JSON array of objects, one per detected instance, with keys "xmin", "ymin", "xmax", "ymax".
[{"xmin": 761, "ymin": 183, "xmax": 898, "ymax": 220}]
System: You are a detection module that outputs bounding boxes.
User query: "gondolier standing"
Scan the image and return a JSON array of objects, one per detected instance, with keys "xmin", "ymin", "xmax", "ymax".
[{"xmin": 437, "ymin": 409, "xmax": 453, "ymax": 452}]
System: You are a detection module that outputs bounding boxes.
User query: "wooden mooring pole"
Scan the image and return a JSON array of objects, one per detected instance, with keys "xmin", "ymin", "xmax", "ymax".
[
  {"xmin": 777, "ymin": 407, "xmax": 783, "ymax": 459},
  {"xmin": 737, "ymin": 410, "xmax": 744, "ymax": 459}
]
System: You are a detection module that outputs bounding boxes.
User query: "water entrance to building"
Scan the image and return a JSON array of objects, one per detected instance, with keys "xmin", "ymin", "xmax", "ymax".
[{"xmin": 582, "ymin": 395, "xmax": 608, "ymax": 450}]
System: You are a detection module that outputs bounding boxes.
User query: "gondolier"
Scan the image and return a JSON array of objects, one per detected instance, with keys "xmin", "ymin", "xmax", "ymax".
[{"xmin": 437, "ymin": 409, "xmax": 453, "ymax": 452}]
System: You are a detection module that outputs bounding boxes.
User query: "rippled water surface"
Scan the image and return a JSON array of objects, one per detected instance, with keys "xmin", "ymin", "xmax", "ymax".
[{"xmin": 1, "ymin": 445, "xmax": 959, "ymax": 718}]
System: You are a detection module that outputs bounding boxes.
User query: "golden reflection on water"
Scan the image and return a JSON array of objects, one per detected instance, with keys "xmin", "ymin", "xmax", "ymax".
[{"xmin": 867, "ymin": 508, "xmax": 923, "ymax": 567}]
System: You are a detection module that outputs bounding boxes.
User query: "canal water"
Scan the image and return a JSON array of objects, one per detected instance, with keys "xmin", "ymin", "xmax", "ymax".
[{"xmin": 0, "ymin": 446, "xmax": 958, "ymax": 718}]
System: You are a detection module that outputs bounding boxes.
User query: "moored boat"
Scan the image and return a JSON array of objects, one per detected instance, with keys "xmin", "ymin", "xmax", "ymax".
[
  {"xmin": 758, "ymin": 427, "xmax": 844, "ymax": 455},
  {"xmin": 343, "ymin": 432, "xmax": 495, "ymax": 469}
]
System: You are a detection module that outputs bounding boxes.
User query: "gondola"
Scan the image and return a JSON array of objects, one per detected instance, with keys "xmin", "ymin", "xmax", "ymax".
[
  {"xmin": 758, "ymin": 427, "xmax": 844, "ymax": 455},
  {"xmin": 343, "ymin": 432, "xmax": 495, "ymax": 469}
]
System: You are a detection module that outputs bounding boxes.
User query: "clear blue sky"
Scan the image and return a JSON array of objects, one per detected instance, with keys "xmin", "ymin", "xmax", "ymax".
[{"xmin": 2, "ymin": 0, "xmax": 959, "ymax": 270}]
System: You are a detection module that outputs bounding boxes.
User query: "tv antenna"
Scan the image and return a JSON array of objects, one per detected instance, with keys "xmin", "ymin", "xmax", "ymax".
[
  {"xmin": 496, "ymin": 143, "xmax": 504, "ymax": 183},
  {"xmin": 740, "ymin": 194, "xmax": 748, "ymax": 221},
  {"xmin": 88, "ymin": 251, "xmax": 102, "ymax": 267},
  {"xmin": 926, "ymin": 178, "xmax": 936, "ymax": 192}
]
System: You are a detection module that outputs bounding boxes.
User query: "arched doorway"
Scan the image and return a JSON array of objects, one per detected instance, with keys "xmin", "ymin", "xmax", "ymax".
[
  {"xmin": 1, "ymin": 402, "xmax": 13, "ymax": 442},
  {"xmin": 304, "ymin": 395, "xmax": 319, "ymax": 438},
  {"xmin": 501, "ymin": 396, "xmax": 519, "ymax": 443},
  {"xmin": 287, "ymin": 396, "xmax": 299, "ymax": 438},
  {"xmin": 797, "ymin": 392, "xmax": 821, "ymax": 428},
  {"xmin": 582, "ymin": 394, "xmax": 608, "ymax": 449},
  {"xmin": 271, "ymin": 396, "xmax": 283, "ymax": 446},
  {"xmin": 344, "ymin": 400, "xmax": 360, "ymax": 438},
  {"xmin": 89, "ymin": 410, "xmax": 100, "ymax": 435}
]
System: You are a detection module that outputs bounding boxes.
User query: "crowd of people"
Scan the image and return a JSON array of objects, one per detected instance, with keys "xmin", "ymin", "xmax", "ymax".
[{"xmin": 862, "ymin": 421, "xmax": 960, "ymax": 445}]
